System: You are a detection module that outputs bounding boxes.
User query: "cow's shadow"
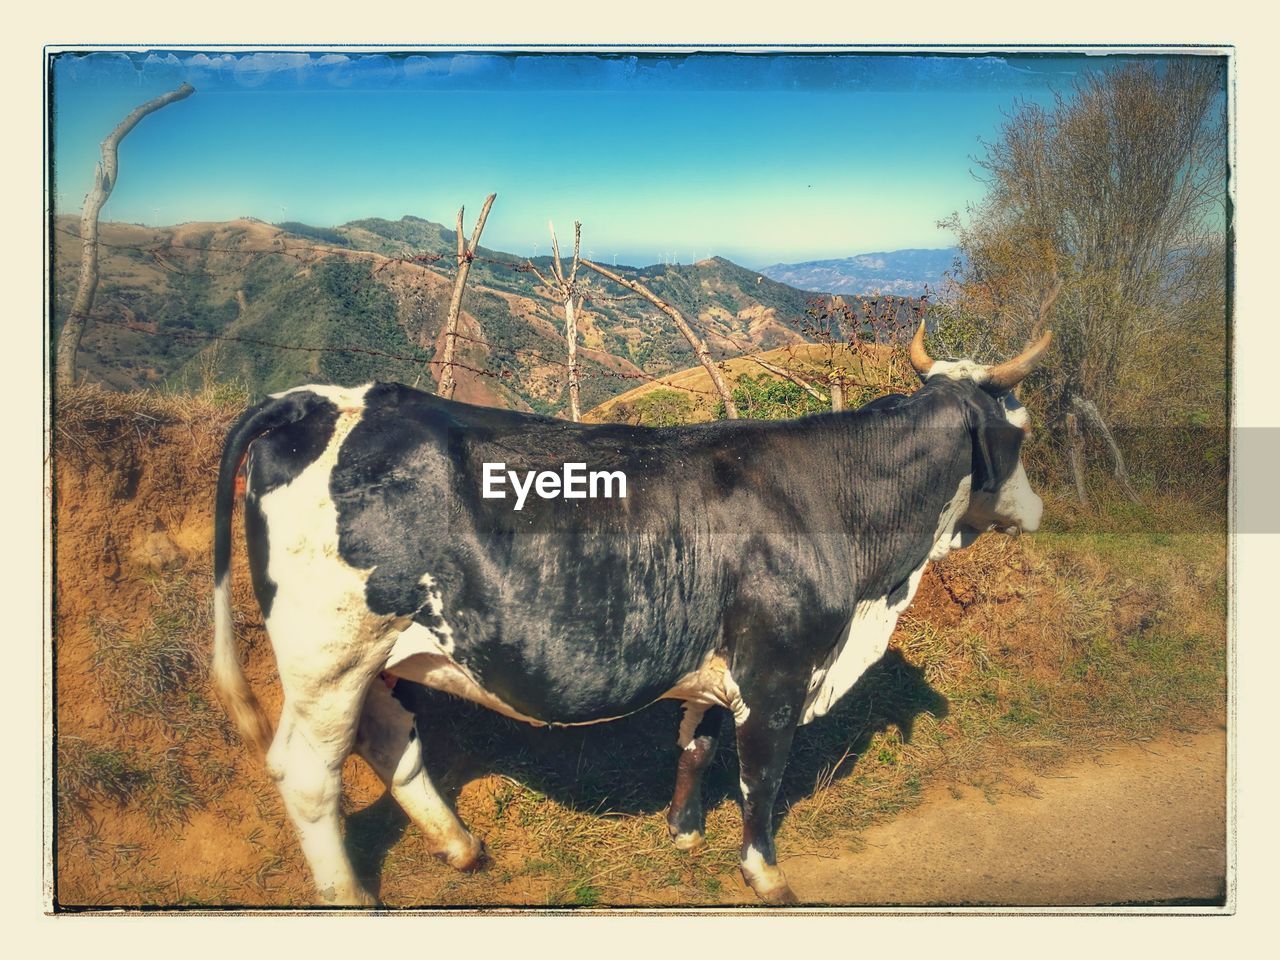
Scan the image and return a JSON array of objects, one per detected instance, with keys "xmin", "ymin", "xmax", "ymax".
[{"xmin": 344, "ymin": 648, "xmax": 947, "ymax": 893}]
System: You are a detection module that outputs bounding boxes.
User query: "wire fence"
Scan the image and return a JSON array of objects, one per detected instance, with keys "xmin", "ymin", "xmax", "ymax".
[{"xmin": 54, "ymin": 221, "xmax": 925, "ymax": 409}]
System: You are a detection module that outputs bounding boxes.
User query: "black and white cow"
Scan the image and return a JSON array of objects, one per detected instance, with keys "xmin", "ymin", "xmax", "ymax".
[{"xmin": 211, "ymin": 324, "xmax": 1050, "ymax": 905}]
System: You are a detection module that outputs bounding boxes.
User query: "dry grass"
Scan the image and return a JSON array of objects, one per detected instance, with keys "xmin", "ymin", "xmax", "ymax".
[{"xmin": 51, "ymin": 385, "xmax": 1228, "ymax": 908}]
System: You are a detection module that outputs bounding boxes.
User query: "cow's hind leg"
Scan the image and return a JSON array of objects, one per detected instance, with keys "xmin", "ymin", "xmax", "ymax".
[
  {"xmin": 732, "ymin": 680, "xmax": 804, "ymax": 905},
  {"xmin": 666, "ymin": 703, "xmax": 726, "ymax": 852},
  {"xmin": 355, "ymin": 680, "xmax": 484, "ymax": 871},
  {"xmin": 268, "ymin": 696, "xmax": 375, "ymax": 906}
]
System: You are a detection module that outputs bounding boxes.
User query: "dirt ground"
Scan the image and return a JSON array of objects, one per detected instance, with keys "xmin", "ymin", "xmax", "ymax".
[
  {"xmin": 766, "ymin": 727, "xmax": 1228, "ymax": 907},
  {"xmin": 52, "ymin": 393, "xmax": 1228, "ymax": 911}
]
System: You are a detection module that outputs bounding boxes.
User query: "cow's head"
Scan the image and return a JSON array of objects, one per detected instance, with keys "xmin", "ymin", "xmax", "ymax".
[{"xmin": 909, "ymin": 324, "xmax": 1051, "ymax": 536}]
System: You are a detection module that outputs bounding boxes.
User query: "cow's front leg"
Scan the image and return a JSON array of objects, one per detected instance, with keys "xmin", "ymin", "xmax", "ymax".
[
  {"xmin": 733, "ymin": 684, "xmax": 803, "ymax": 905},
  {"xmin": 355, "ymin": 680, "xmax": 484, "ymax": 872},
  {"xmin": 666, "ymin": 703, "xmax": 726, "ymax": 851}
]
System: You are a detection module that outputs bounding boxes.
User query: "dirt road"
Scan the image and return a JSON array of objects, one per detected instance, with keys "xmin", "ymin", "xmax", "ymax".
[{"xmin": 760, "ymin": 728, "xmax": 1227, "ymax": 907}]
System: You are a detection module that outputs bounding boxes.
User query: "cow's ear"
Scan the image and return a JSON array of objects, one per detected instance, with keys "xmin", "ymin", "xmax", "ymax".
[{"xmin": 972, "ymin": 410, "xmax": 1024, "ymax": 493}]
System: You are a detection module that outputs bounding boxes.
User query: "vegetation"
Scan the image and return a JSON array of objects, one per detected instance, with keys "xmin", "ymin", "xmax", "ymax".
[
  {"xmin": 51, "ymin": 60, "xmax": 1229, "ymax": 906},
  {"xmin": 632, "ymin": 389, "xmax": 697, "ymax": 427},
  {"xmin": 936, "ymin": 58, "xmax": 1228, "ymax": 505},
  {"xmin": 718, "ymin": 373, "xmax": 825, "ymax": 420},
  {"xmin": 276, "ymin": 221, "xmax": 351, "ymax": 246}
]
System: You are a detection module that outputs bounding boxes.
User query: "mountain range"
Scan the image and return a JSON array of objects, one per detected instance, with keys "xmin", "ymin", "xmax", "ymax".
[{"xmin": 760, "ymin": 248, "xmax": 959, "ymax": 297}]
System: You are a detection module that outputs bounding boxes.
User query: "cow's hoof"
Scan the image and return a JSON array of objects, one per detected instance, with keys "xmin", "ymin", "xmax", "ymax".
[
  {"xmin": 670, "ymin": 830, "xmax": 705, "ymax": 853},
  {"xmin": 319, "ymin": 883, "xmax": 378, "ymax": 907},
  {"xmin": 740, "ymin": 853, "xmax": 797, "ymax": 905},
  {"xmin": 741, "ymin": 869, "xmax": 799, "ymax": 905},
  {"xmin": 441, "ymin": 834, "xmax": 487, "ymax": 872},
  {"xmin": 352, "ymin": 887, "xmax": 380, "ymax": 908},
  {"xmin": 757, "ymin": 882, "xmax": 799, "ymax": 905}
]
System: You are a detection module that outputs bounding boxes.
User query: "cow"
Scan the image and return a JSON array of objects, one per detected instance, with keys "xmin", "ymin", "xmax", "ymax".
[{"xmin": 211, "ymin": 323, "xmax": 1050, "ymax": 906}]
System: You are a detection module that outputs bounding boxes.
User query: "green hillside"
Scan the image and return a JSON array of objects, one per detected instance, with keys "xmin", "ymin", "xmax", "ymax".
[{"xmin": 53, "ymin": 214, "xmax": 916, "ymax": 414}]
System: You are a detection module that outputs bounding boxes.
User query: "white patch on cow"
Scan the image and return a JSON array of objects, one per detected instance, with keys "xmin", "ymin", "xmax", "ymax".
[
  {"xmin": 924, "ymin": 359, "xmax": 991, "ymax": 385},
  {"xmin": 413, "ymin": 572, "xmax": 456, "ymax": 655},
  {"xmin": 256, "ymin": 387, "xmax": 387, "ymax": 689},
  {"xmin": 269, "ymin": 382, "xmax": 373, "ymax": 407},
  {"xmin": 801, "ymin": 566, "xmax": 926, "ymax": 725},
  {"xmin": 968, "ymin": 460, "xmax": 1043, "ymax": 534},
  {"xmin": 740, "ymin": 844, "xmax": 790, "ymax": 899},
  {"xmin": 800, "ymin": 475, "xmax": 972, "ymax": 725},
  {"xmin": 1001, "ymin": 400, "xmax": 1030, "ymax": 430},
  {"xmin": 677, "ymin": 702, "xmax": 708, "ymax": 749}
]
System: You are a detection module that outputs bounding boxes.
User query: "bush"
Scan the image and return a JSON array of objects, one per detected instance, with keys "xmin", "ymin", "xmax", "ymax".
[
  {"xmin": 632, "ymin": 389, "xmax": 695, "ymax": 427},
  {"xmin": 718, "ymin": 373, "xmax": 825, "ymax": 421}
]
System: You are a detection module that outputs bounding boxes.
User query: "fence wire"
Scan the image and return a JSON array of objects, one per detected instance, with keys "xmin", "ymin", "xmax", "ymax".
[{"xmin": 54, "ymin": 222, "xmax": 921, "ymax": 406}]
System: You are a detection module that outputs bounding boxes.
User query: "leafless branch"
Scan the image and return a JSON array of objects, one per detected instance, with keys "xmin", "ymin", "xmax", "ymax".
[
  {"xmin": 55, "ymin": 82, "xmax": 195, "ymax": 389},
  {"xmin": 435, "ymin": 192, "xmax": 498, "ymax": 399},
  {"xmin": 581, "ymin": 259, "xmax": 739, "ymax": 418}
]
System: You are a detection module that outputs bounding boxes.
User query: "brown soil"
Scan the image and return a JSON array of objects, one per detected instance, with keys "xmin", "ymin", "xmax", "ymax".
[{"xmin": 771, "ymin": 728, "xmax": 1228, "ymax": 907}]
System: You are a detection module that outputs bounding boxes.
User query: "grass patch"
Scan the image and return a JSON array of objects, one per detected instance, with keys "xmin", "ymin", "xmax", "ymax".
[
  {"xmin": 90, "ymin": 571, "xmax": 216, "ymax": 737},
  {"xmin": 58, "ymin": 738, "xmax": 200, "ymax": 829}
]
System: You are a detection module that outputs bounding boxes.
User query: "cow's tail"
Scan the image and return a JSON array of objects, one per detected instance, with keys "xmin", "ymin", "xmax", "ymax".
[{"xmin": 212, "ymin": 396, "xmax": 307, "ymax": 757}]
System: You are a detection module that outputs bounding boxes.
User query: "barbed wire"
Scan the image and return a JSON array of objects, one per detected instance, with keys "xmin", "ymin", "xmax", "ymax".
[
  {"xmin": 77, "ymin": 311, "xmax": 731, "ymax": 398},
  {"xmin": 57, "ymin": 221, "xmax": 922, "ymax": 407}
]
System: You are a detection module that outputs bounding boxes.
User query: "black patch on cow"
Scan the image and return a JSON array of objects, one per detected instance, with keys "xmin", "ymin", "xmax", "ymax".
[
  {"xmin": 967, "ymin": 393, "xmax": 1026, "ymax": 493},
  {"xmin": 328, "ymin": 378, "xmax": 1000, "ymax": 727},
  {"xmin": 242, "ymin": 488, "xmax": 276, "ymax": 615},
  {"xmin": 235, "ymin": 391, "xmax": 341, "ymax": 620}
]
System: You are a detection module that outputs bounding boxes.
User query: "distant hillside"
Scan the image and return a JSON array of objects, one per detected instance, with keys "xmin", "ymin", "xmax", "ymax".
[
  {"xmin": 761, "ymin": 248, "xmax": 959, "ymax": 297},
  {"xmin": 52, "ymin": 215, "xmax": 917, "ymax": 416}
]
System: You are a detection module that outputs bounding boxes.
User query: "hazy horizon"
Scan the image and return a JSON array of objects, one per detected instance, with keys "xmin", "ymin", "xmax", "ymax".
[{"xmin": 50, "ymin": 49, "xmax": 1157, "ymax": 267}]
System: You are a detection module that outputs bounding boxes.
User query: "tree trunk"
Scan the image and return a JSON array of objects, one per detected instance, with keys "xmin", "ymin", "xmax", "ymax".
[
  {"xmin": 1071, "ymin": 395, "xmax": 1141, "ymax": 503},
  {"xmin": 436, "ymin": 192, "xmax": 497, "ymax": 400},
  {"xmin": 54, "ymin": 83, "xmax": 195, "ymax": 390},
  {"xmin": 564, "ymin": 295, "xmax": 582, "ymax": 422},
  {"xmin": 527, "ymin": 221, "xmax": 585, "ymax": 423},
  {"xmin": 1066, "ymin": 412, "xmax": 1090, "ymax": 508},
  {"xmin": 581, "ymin": 259, "xmax": 738, "ymax": 419}
]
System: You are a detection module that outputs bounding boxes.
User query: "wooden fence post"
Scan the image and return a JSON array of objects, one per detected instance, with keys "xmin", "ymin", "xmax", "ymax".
[{"xmin": 435, "ymin": 192, "xmax": 497, "ymax": 399}]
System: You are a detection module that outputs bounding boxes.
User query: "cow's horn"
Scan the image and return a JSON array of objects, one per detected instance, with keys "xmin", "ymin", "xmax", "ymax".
[
  {"xmin": 985, "ymin": 330, "xmax": 1053, "ymax": 391},
  {"xmin": 909, "ymin": 320, "xmax": 934, "ymax": 376}
]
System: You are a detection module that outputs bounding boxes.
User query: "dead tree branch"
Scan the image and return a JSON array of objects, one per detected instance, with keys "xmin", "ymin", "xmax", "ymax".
[
  {"xmin": 55, "ymin": 82, "xmax": 195, "ymax": 390},
  {"xmin": 435, "ymin": 192, "xmax": 497, "ymax": 399},
  {"xmin": 529, "ymin": 221, "xmax": 585, "ymax": 421},
  {"xmin": 1071, "ymin": 395, "xmax": 1141, "ymax": 503},
  {"xmin": 580, "ymin": 259, "xmax": 739, "ymax": 419}
]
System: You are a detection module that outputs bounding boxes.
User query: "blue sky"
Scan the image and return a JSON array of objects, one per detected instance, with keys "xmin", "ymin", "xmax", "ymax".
[{"xmin": 51, "ymin": 50, "xmax": 1146, "ymax": 268}]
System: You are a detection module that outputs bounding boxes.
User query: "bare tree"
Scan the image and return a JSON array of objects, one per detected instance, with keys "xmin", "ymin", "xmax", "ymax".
[
  {"xmin": 435, "ymin": 193, "xmax": 497, "ymax": 400},
  {"xmin": 581, "ymin": 259, "xmax": 739, "ymax": 419},
  {"xmin": 54, "ymin": 83, "xmax": 196, "ymax": 390},
  {"xmin": 527, "ymin": 221, "xmax": 586, "ymax": 421},
  {"xmin": 945, "ymin": 58, "xmax": 1227, "ymax": 504}
]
